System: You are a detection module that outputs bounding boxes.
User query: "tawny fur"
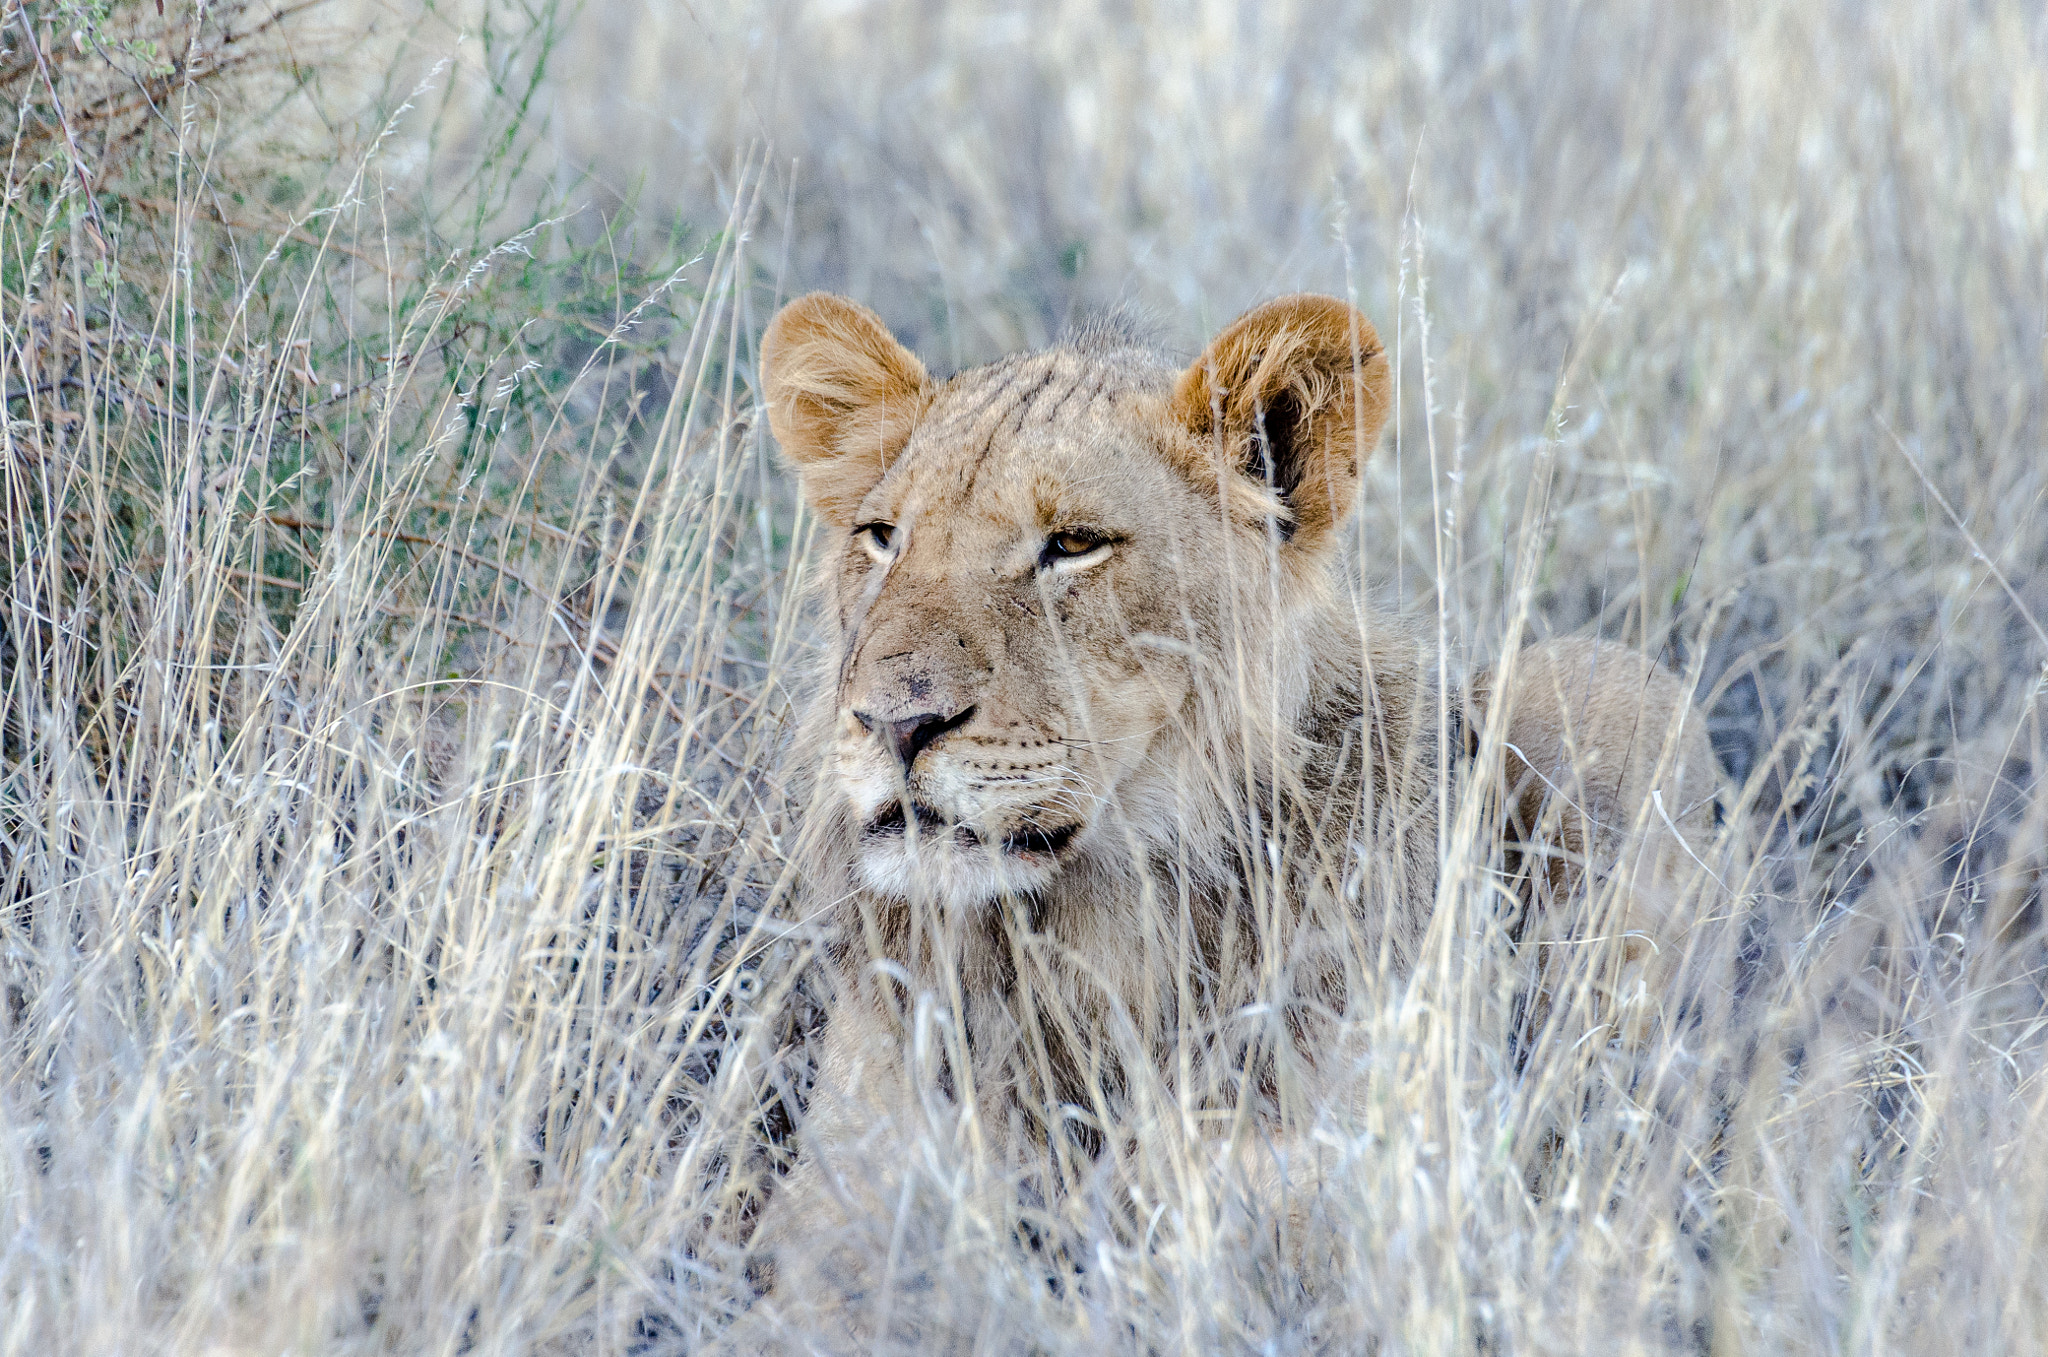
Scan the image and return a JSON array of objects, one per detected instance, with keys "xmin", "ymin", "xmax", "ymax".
[{"xmin": 746, "ymin": 292, "xmax": 1725, "ymax": 1327}]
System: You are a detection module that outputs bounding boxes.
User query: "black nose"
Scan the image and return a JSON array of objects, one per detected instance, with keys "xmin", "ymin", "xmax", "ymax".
[{"xmin": 856, "ymin": 705, "xmax": 976, "ymax": 769}]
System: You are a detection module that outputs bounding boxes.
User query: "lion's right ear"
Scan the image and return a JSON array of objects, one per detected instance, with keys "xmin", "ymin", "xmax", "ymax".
[{"xmin": 759, "ymin": 293, "xmax": 931, "ymax": 525}]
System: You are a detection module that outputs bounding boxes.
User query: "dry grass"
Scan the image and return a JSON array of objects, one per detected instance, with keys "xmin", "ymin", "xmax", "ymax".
[{"xmin": 4, "ymin": 0, "xmax": 2047, "ymax": 1352}]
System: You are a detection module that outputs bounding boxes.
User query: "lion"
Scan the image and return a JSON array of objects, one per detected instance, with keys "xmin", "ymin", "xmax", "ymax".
[{"xmin": 743, "ymin": 291, "xmax": 1725, "ymax": 1334}]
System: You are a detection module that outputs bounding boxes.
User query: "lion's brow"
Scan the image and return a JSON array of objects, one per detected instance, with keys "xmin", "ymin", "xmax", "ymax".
[{"xmin": 1045, "ymin": 469, "xmax": 1120, "ymax": 494}]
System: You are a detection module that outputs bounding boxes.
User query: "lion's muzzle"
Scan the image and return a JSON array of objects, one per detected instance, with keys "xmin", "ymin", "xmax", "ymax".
[{"xmin": 835, "ymin": 701, "xmax": 1089, "ymax": 905}]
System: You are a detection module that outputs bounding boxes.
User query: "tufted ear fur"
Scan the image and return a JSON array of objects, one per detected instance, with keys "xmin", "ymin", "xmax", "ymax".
[
  {"xmin": 1172, "ymin": 294, "xmax": 1392, "ymax": 554},
  {"xmin": 760, "ymin": 293, "xmax": 932, "ymax": 525}
]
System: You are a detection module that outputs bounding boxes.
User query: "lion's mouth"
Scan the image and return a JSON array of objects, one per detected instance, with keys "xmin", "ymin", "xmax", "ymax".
[
  {"xmin": 865, "ymin": 800, "xmax": 952, "ymax": 839},
  {"xmin": 863, "ymin": 802, "xmax": 1079, "ymax": 859},
  {"xmin": 1000, "ymin": 822, "xmax": 1078, "ymax": 857}
]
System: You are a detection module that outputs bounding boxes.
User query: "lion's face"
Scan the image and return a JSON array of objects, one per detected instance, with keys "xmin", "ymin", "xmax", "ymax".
[
  {"xmin": 761, "ymin": 295, "xmax": 1391, "ymax": 908},
  {"xmin": 825, "ymin": 350, "xmax": 1219, "ymax": 903}
]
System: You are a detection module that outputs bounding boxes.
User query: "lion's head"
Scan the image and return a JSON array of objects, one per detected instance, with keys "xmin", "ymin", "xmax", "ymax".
[{"xmin": 760, "ymin": 294, "xmax": 1392, "ymax": 911}]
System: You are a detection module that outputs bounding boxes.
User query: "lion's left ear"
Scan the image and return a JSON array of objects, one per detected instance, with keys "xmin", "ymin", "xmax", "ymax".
[{"xmin": 1172, "ymin": 294, "xmax": 1392, "ymax": 554}]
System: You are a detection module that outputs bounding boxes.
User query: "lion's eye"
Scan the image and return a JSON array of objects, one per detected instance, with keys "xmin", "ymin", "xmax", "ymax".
[
  {"xmin": 855, "ymin": 522, "xmax": 897, "ymax": 558},
  {"xmin": 1041, "ymin": 530, "xmax": 1110, "ymax": 567},
  {"xmin": 1049, "ymin": 531, "xmax": 1096, "ymax": 556}
]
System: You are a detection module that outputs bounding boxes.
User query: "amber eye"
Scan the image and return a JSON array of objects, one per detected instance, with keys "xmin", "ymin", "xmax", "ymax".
[
  {"xmin": 856, "ymin": 522, "xmax": 896, "ymax": 556},
  {"xmin": 1043, "ymin": 530, "xmax": 1105, "ymax": 562}
]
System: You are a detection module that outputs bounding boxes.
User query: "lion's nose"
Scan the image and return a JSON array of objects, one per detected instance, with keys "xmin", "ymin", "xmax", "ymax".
[{"xmin": 854, "ymin": 705, "xmax": 977, "ymax": 770}]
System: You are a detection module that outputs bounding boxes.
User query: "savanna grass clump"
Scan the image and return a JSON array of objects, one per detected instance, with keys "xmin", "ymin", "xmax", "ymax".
[{"xmin": 3, "ymin": 5, "xmax": 797, "ymax": 1349}]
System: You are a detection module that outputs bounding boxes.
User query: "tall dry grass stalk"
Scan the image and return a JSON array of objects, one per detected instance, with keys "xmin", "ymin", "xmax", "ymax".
[{"xmin": 3, "ymin": 0, "xmax": 2047, "ymax": 1352}]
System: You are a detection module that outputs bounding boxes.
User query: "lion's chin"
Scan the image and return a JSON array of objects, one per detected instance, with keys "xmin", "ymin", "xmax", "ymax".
[
  {"xmin": 853, "ymin": 805, "xmax": 1077, "ymax": 906},
  {"xmin": 855, "ymin": 837, "xmax": 1060, "ymax": 906}
]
